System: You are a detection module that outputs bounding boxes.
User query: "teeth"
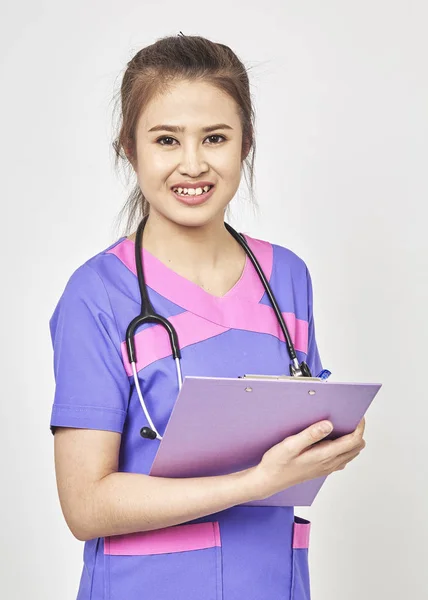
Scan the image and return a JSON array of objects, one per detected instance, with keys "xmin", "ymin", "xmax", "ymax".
[{"xmin": 173, "ymin": 185, "xmax": 212, "ymax": 196}]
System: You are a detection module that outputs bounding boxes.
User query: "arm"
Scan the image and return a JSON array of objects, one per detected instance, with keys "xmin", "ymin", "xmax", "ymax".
[{"xmin": 54, "ymin": 427, "xmax": 258, "ymax": 542}]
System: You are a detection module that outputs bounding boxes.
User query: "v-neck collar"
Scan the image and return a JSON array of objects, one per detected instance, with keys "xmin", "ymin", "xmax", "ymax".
[
  {"xmin": 107, "ymin": 234, "xmax": 274, "ymax": 326},
  {"xmin": 125, "ymin": 236, "xmax": 250, "ymax": 300}
]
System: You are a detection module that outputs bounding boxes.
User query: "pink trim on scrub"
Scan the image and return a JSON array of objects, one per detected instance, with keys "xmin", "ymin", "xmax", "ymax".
[
  {"xmin": 104, "ymin": 522, "xmax": 221, "ymax": 556},
  {"xmin": 107, "ymin": 234, "xmax": 273, "ymax": 311},
  {"xmin": 120, "ymin": 307, "xmax": 308, "ymax": 375},
  {"xmin": 292, "ymin": 519, "xmax": 311, "ymax": 549}
]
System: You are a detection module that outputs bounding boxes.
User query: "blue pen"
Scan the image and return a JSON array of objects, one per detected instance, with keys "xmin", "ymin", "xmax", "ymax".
[{"xmin": 316, "ymin": 369, "xmax": 332, "ymax": 381}]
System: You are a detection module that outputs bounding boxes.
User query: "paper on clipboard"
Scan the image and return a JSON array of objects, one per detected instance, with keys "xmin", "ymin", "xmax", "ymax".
[{"xmin": 149, "ymin": 375, "xmax": 382, "ymax": 506}]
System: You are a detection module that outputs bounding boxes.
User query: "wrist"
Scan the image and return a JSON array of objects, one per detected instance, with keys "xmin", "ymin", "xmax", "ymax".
[{"xmin": 231, "ymin": 465, "xmax": 264, "ymax": 503}]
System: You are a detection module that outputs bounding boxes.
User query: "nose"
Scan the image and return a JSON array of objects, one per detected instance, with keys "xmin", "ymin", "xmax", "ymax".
[{"xmin": 177, "ymin": 142, "xmax": 209, "ymax": 177}]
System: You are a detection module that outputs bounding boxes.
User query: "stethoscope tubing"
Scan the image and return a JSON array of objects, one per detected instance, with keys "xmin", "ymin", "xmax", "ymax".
[{"xmin": 126, "ymin": 215, "xmax": 312, "ymax": 440}]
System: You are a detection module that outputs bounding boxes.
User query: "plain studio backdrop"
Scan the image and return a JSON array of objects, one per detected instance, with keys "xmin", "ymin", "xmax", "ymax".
[{"xmin": 1, "ymin": 1, "xmax": 427, "ymax": 598}]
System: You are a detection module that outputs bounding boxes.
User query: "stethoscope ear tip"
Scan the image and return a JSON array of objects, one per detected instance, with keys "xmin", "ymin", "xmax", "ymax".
[{"xmin": 140, "ymin": 426, "xmax": 158, "ymax": 440}]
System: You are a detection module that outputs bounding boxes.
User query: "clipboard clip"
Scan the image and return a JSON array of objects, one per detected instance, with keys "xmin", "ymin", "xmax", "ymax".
[
  {"xmin": 240, "ymin": 370, "xmax": 331, "ymax": 382},
  {"xmin": 240, "ymin": 374, "xmax": 321, "ymax": 382}
]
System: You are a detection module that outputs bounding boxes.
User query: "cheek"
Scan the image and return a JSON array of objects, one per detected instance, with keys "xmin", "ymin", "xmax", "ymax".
[
  {"xmin": 223, "ymin": 157, "xmax": 243, "ymax": 187},
  {"xmin": 138, "ymin": 151, "xmax": 170, "ymax": 185},
  {"xmin": 216, "ymin": 149, "xmax": 241, "ymax": 177}
]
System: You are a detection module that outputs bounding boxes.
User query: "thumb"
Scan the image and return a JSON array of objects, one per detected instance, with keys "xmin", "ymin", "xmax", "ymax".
[{"xmin": 285, "ymin": 420, "xmax": 333, "ymax": 455}]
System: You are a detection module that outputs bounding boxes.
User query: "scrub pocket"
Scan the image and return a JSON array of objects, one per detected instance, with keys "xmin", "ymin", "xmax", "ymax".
[
  {"xmin": 104, "ymin": 521, "xmax": 223, "ymax": 600},
  {"xmin": 290, "ymin": 516, "xmax": 311, "ymax": 600}
]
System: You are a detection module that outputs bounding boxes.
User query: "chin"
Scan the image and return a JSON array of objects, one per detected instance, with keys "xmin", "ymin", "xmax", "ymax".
[{"xmin": 159, "ymin": 203, "xmax": 227, "ymax": 229}]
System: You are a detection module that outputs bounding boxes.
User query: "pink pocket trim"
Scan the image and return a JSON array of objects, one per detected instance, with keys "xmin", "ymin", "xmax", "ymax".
[
  {"xmin": 104, "ymin": 521, "xmax": 221, "ymax": 556},
  {"xmin": 293, "ymin": 517, "xmax": 311, "ymax": 549}
]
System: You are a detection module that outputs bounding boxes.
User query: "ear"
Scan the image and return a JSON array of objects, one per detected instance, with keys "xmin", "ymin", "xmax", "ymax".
[
  {"xmin": 242, "ymin": 136, "xmax": 252, "ymax": 161},
  {"xmin": 124, "ymin": 143, "xmax": 137, "ymax": 171}
]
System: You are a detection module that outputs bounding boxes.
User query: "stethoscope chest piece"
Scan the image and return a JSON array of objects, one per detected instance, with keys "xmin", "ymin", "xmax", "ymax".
[{"xmin": 140, "ymin": 426, "xmax": 158, "ymax": 440}]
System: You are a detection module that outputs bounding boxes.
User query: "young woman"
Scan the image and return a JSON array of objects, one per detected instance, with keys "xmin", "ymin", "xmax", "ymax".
[{"xmin": 50, "ymin": 34, "xmax": 366, "ymax": 600}]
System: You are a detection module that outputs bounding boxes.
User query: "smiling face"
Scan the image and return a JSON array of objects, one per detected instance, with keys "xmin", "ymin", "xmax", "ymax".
[{"xmin": 131, "ymin": 79, "xmax": 246, "ymax": 228}]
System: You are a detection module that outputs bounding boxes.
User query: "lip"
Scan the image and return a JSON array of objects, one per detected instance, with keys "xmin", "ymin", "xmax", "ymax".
[
  {"xmin": 171, "ymin": 184, "xmax": 215, "ymax": 206},
  {"xmin": 170, "ymin": 181, "xmax": 214, "ymax": 190}
]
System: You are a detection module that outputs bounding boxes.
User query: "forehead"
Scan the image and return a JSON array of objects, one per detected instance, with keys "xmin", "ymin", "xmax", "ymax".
[{"xmin": 138, "ymin": 79, "xmax": 241, "ymax": 131}]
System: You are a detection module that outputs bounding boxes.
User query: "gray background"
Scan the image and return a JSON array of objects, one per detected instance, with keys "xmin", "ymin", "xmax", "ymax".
[{"xmin": 1, "ymin": 1, "xmax": 427, "ymax": 598}]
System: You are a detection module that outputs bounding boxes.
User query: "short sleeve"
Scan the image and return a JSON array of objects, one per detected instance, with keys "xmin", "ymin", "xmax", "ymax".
[
  {"xmin": 305, "ymin": 265, "xmax": 323, "ymax": 377},
  {"xmin": 49, "ymin": 263, "xmax": 131, "ymax": 434}
]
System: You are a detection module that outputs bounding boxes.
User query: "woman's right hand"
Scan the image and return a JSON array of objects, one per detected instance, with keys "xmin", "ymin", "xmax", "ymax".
[{"xmin": 250, "ymin": 418, "xmax": 366, "ymax": 501}]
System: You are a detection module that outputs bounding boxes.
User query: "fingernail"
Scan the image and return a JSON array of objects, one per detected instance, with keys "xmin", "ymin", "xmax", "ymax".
[{"xmin": 320, "ymin": 422, "xmax": 333, "ymax": 434}]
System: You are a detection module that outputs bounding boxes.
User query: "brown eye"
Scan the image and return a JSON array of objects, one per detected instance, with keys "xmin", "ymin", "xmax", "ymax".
[
  {"xmin": 157, "ymin": 136, "xmax": 177, "ymax": 146},
  {"xmin": 206, "ymin": 135, "xmax": 225, "ymax": 144}
]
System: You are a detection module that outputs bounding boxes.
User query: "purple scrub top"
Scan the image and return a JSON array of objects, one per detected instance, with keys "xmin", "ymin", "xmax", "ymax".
[{"xmin": 49, "ymin": 232, "xmax": 323, "ymax": 600}]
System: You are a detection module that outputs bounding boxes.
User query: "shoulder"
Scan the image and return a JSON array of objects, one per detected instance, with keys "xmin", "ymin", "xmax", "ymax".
[
  {"xmin": 244, "ymin": 233, "xmax": 310, "ymax": 278},
  {"xmin": 51, "ymin": 237, "xmax": 126, "ymax": 316},
  {"xmin": 49, "ymin": 241, "xmax": 129, "ymax": 354},
  {"xmin": 243, "ymin": 234, "xmax": 317, "ymax": 325}
]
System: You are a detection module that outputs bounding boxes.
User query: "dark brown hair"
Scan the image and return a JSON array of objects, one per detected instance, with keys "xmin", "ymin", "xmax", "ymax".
[{"xmin": 111, "ymin": 33, "xmax": 257, "ymax": 236}]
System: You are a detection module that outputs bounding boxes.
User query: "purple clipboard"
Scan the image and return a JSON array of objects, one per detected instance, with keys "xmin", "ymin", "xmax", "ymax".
[{"xmin": 149, "ymin": 376, "xmax": 382, "ymax": 506}]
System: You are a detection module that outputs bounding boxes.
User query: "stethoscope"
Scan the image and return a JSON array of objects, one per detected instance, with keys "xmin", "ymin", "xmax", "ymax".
[{"xmin": 125, "ymin": 215, "xmax": 312, "ymax": 441}]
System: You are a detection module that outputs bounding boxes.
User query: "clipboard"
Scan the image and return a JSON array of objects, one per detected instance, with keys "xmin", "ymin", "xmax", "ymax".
[{"xmin": 149, "ymin": 376, "xmax": 382, "ymax": 506}]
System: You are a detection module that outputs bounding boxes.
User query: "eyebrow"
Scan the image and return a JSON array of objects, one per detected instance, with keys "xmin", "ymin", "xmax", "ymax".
[{"xmin": 148, "ymin": 123, "xmax": 233, "ymax": 133}]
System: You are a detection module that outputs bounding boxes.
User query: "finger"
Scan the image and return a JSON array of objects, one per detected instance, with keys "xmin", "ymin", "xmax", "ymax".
[
  {"xmin": 285, "ymin": 421, "xmax": 334, "ymax": 455},
  {"xmin": 354, "ymin": 418, "xmax": 366, "ymax": 440},
  {"xmin": 334, "ymin": 443, "xmax": 365, "ymax": 471},
  {"xmin": 318, "ymin": 425, "xmax": 364, "ymax": 456},
  {"xmin": 337, "ymin": 437, "xmax": 366, "ymax": 459}
]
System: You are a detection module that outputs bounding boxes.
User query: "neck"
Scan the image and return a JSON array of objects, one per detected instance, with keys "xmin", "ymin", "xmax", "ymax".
[{"xmin": 138, "ymin": 211, "xmax": 235, "ymax": 272}]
